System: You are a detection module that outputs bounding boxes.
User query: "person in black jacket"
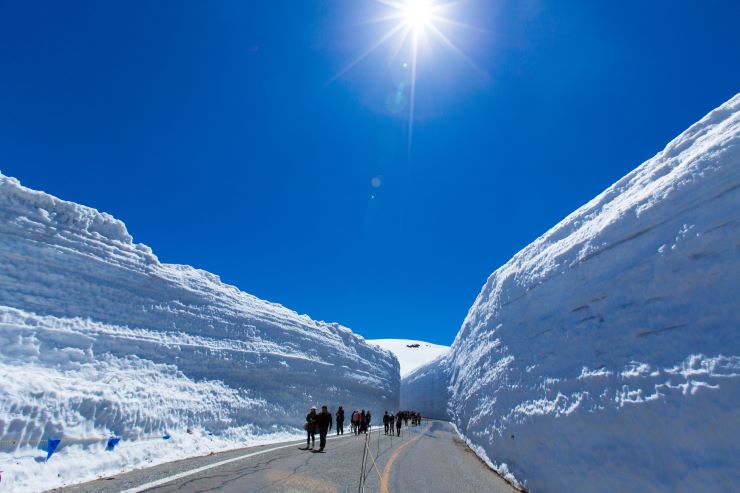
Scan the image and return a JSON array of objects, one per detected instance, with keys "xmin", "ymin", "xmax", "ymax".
[
  {"xmin": 335, "ymin": 406, "xmax": 345, "ymax": 436},
  {"xmin": 316, "ymin": 405, "xmax": 333, "ymax": 451}
]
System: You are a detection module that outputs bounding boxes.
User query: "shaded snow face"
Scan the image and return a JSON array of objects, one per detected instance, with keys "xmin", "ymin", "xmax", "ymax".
[
  {"xmin": 406, "ymin": 94, "xmax": 740, "ymax": 493},
  {"xmin": 0, "ymin": 174, "xmax": 399, "ymax": 491},
  {"xmin": 400, "ymin": 356, "xmax": 450, "ymax": 418}
]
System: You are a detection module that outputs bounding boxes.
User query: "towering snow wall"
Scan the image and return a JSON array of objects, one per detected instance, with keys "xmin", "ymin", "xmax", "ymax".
[
  {"xmin": 0, "ymin": 174, "xmax": 399, "ymax": 452},
  {"xmin": 406, "ymin": 94, "xmax": 740, "ymax": 493},
  {"xmin": 400, "ymin": 357, "xmax": 448, "ymax": 419}
]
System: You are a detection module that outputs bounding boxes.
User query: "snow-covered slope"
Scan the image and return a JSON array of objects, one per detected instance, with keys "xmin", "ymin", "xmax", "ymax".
[
  {"xmin": 404, "ymin": 94, "xmax": 740, "ymax": 493},
  {"xmin": 368, "ymin": 339, "xmax": 450, "ymax": 378},
  {"xmin": 0, "ymin": 175, "xmax": 400, "ymax": 491}
]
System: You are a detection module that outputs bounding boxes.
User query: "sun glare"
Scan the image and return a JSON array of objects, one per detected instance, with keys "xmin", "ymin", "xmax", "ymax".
[
  {"xmin": 403, "ymin": 0, "xmax": 433, "ymax": 30},
  {"xmin": 333, "ymin": 1, "xmax": 478, "ymax": 148}
]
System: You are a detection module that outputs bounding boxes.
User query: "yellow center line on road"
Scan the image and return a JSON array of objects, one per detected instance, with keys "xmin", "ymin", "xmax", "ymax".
[{"xmin": 380, "ymin": 424, "xmax": 427, "ymax": 493}]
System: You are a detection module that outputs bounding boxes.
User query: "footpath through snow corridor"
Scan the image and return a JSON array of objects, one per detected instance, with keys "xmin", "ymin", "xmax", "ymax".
[{"xmin": 52, "ymin": 420, "xmax": 518, "ymax": 493}]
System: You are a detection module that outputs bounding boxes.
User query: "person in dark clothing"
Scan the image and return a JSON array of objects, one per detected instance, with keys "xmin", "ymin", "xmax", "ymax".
[
  {"xmin": 366, "ymin": 411, "xmax": 372, "ymax": 430},
  {"xmin": 336, "ymin": 406, "xmax": 345, "ymax": 436},
  {"xmin": 360, "ymin": 410, "xmax": 367, "ymax": 433},
  {"xmin": 316, "ymin": 405, "xmax": 333, "ymax": 451},
  {"xmin": 383, "ymin": 411, "xmax": 390, "ymax": 434},
  {"xmin": 305, "ymin": 406, "xmax": 318, "ymax": 449},
  {"xmin": 395, "ymin": 412, "xmax": 402, "ymax": 436}
]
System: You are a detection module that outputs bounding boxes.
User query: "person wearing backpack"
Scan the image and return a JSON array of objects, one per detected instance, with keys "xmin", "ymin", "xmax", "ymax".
[{"xmin": 305, "ymin": 406, "xmax": 318, "ymax": 449}]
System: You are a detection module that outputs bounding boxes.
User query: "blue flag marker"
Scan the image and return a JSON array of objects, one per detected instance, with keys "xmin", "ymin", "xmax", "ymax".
[
  {"xmin": 46, "ymin": 438, "xmax": 61, "ymax": 461},
  {"xmin": 106, "ymin": 437, "xmax": 121, "ymax": 451}
]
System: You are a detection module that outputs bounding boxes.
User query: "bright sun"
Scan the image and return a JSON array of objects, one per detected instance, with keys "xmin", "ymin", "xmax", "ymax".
[
  {"xmin": 403, "ymin": 0, "xmax": 433, "ymax": 30},
  {"xmin": 333, "ymin": 0, "xmax": 476, "ymax": 147}
]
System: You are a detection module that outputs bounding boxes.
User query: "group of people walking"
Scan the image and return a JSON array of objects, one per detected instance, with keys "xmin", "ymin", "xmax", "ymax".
[
  {"xmin": 305, "ymin": 405, "xmax": 422, "ymax": 451},
  {"xmin": 382, "ymin": 410, "xmax": 421, "ymax": 436},
  {"xmin": 350, "ymin": 409, "xmax": 372, "ymax": 434}
]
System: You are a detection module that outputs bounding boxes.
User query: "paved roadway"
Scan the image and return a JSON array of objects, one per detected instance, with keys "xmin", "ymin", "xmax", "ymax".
[{"xmin": 53, "ymin": 421, "xmax": 518, "ymax": 493}]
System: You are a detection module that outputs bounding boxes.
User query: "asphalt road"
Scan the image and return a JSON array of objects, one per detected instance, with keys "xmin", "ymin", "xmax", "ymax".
[{"xmin": 53, "ymin": 421, "xmax": 518, "ymax": 493}]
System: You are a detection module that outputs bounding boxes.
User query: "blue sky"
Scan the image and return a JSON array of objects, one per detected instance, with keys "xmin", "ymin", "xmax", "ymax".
[{"xmin": 1, "ymin": 1, "xmax": 738, "ymax": 345}]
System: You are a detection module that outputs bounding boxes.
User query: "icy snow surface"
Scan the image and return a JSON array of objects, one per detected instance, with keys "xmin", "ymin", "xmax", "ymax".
[
  {"xmin": 404, "ymin": 94, "xmax": 740, "ymax": 493},
  {"xmin": 367, "ymin": 339, "xmax": 449, "ymax": 378},
  {"xmin": 0, "ymin": 175, "xmax": 399, "ymax": 492}
]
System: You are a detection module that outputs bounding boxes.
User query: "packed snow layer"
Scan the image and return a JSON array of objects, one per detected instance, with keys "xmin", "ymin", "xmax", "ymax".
[
  {"xmin": 399, "ymin": 356, "xmax": 449, "ymax": 418},
  {"xmin": 0, "ymin": 174, "xmax": 399, "ymax": 492},
  {"xmin": 368, "ymin": 339, "xmax": 450, "ymax": 378},
  {"xmin": 406, "ymin": 94, "xmax": 740, "ymax": 493}
]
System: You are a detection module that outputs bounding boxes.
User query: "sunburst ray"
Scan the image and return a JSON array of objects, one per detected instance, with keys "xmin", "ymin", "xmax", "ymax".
[{"xmin": 333, "ymin": 1, "xmax": 482, "ymax": 148}]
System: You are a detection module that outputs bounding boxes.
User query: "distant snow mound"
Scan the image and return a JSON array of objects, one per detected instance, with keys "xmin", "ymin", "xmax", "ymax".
[
  {"xmin": 0, "ymin": 174, "xmax": 399, "ymax": 491},
  {"xmin": 405, "ymin": 94, "xmax": 740, "ymax": 493},
  {"xmin": 368, "ymin": 339, "xmax": 450, "ymax": 378}
]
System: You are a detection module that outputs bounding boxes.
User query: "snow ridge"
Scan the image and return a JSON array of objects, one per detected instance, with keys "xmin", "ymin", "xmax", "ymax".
[
  {"xmin": 0, "ymin": 174, "xmax": 400, "ymax": 491},
  {"xmin": 405, "ymin": 94, "xmax": 740, "ymax": 493}
]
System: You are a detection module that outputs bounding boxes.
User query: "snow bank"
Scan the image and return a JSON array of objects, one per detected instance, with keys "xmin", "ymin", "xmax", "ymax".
[
  {"xmin": 0, "ymin": 174, "xmax": 399, "ymax": 492},
  {"xmin": 368, "ymin": 339, "xmax": 450, "ymax": 377},
  {"xmin": 406, "ymin": 94, "xmax": 740, "ymax": 493},
  {"xmin": 399, "ymin": 356, "xmax": 449, "ymax": 419}
]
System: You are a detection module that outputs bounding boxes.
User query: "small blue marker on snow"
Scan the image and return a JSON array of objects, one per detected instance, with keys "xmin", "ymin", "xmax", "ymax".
[{"xmin": 46, "ymin": 438, "xmax": 61, "ymax": 461}]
